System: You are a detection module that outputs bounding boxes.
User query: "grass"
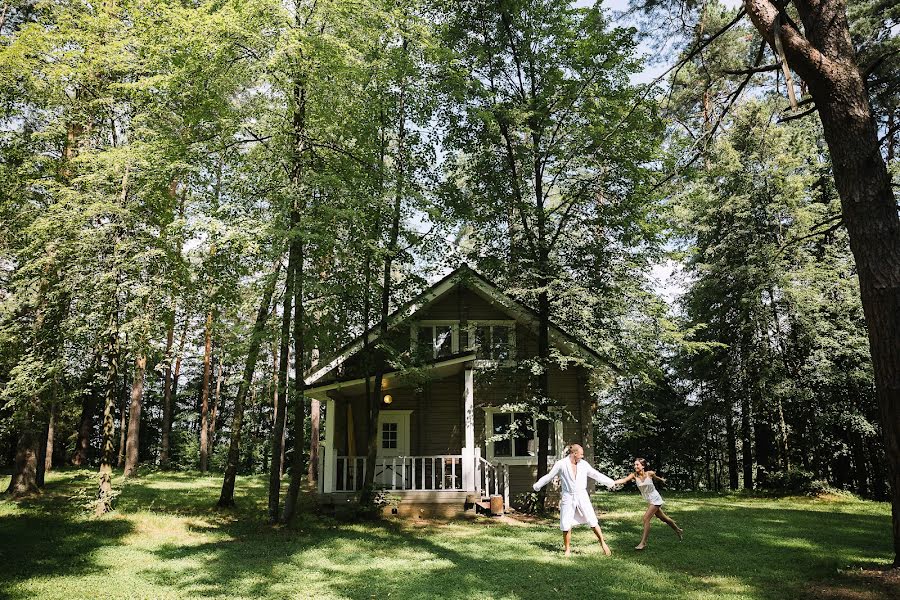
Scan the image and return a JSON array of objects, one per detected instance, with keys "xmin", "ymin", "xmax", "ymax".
[{"xmin": 0, "ymin": 469, "xmax": 896, "ymax": 600}]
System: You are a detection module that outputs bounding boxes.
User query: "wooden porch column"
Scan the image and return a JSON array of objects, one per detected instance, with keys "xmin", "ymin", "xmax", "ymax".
[
  {"xmin": 462, "ymin": 365, "xmax": 476, "ymax": 492},
  {"xmin": 323, "ymin": 396, "xmax": 336, "ymax": 494}
]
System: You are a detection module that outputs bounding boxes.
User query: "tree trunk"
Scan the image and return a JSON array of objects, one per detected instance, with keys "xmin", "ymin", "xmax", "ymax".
[
  {"xmin": 72, "ymin": 393, "xmax": 96, "ymax": 466},
  {"xmin": 741, "ymin": 392, "xmax": 753, "ymax": 490},
  {"xmin": 283, "ymin": 241, "xmax": 306, "ymax": 522},
  {"xmin": 534, "ymin": 283, "xmax": 551, "ymax": 509},
  {"xmin": 282, "ymin": 62, "xmax": 310, "ymax": 523},
  {"xmin": 4, "ymin": 426, "xmax": 41, "ymax": 497},
  {"xmin": 123, "ymin": 355, "xmax": 146, "ymax": 478},
  {"xmin": 218, "ymin": 262, "xmax": 281, "ymax": 508},
  {"xmin": 852, "ymin": 432, "xmax": 870, "ymax": 498},
  {"xmin": 363, "ymin": 35, "xmax": 410, "ymax": 498},
  {"xmin": 97, "ymin": 316, "xmax": 120, "ymax": 515},
  {"xmin": 210, "ymin": 361, "xmax": 223, "ymax": 449},
  {"xmin": 268, "ymin": 257, "xmax": 295, "ymax": 523},
  {"xmin": 161, "ymin": 187, "xmax": 186, "ymax": 469},
  {"xmin": 45, "ymin": 401, "xmax": 56, "ymax": 474},
  {"xmin": 159, "ymin": 312, "xmax": 177, "ymax": 469},
  {"xmin": 744, "ymin": 0, "xmax": 900, "ymax": 567},
  {"xmin": 116, "ymin": 361, "xmax": 129, "ymax": 469},
  {"xmin": 754, "ymin": 406, "xmax": 775, "ymax": 486},
  {"xmin": 199, "ymin": 310, "xmax": 214, "ymax": 473},
  {"xmin": 308, "ymin": 341, "xmax": 321, "ymax": 485},
  {"xmin": 725, "ymin": 397, "xmax": 739, "ymax": 490},
  {"xmin": 72, "ymin": 346, "xmax": 102, "ymax": 466}
]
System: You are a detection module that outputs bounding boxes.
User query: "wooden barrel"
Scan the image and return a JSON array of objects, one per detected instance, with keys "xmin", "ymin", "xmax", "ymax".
[{"xmin": 489, "ymin": 494, "xmax": 503, "ymax": 516}]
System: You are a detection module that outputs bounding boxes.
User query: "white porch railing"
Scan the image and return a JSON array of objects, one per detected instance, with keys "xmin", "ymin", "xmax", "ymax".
[
  {"xmin": 330, "ymin": 453, "xmax": 511, "ymax": 509},
  {"xmin": 476, "ymin": 456, "xmax": 510, "ymax": 508},
  {"xmin": 334, "ymin": 455, "xmax": 465, "ymax": 492}
]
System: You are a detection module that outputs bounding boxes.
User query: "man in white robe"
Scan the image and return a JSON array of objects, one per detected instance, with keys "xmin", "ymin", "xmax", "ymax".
[{"xmin": 533, "ymin": 444, "xmax": 615, "ymax": 556}]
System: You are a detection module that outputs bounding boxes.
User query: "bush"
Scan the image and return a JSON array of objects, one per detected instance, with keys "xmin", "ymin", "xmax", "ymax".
[
  {"xmin": 514, "ymin": 491, "xmax": 541, "ymax": 514},
  {"xmin": 346, "ymin": 485, "xmax": 400, "ymax": 521},
  {"xmin": 762, "ymin": 469, "xmax": 832, "ymax": 496}
]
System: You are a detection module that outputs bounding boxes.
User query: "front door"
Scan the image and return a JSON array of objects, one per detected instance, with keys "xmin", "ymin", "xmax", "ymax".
[
  {"xmin": 376, "ymin": 410, "xmax": 411, "ymax": 487},
  {"xmin": 377, "ymin": 410, "xmax": 410, "ymax": 457}
]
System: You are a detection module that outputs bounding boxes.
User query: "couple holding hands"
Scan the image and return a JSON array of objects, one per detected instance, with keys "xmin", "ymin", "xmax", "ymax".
[{"xmin": 533, "ymin": 444, "xmax": 684, "ymax": 556}]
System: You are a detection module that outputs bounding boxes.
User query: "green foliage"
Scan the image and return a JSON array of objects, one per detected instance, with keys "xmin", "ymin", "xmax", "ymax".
[{"xmin": 761, "ymin": 469, "xmax": 833, "ymax": 497}]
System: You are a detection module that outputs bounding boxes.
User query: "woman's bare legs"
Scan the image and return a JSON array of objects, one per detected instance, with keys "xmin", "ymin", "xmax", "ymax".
[
  {"xmin": 635, "ymin": 504, "xmax": 658, "ymax": 550},
  {"xmin": 563, "ymin": 529, "xmax": 572, "ymax": 556},
  {"xmin": 656, "ymin": 507, "xmax": 684, "ymax": 539},
  {"xmin": 591, "ymin": 525, "xmax": 612, "ymax": 556}
]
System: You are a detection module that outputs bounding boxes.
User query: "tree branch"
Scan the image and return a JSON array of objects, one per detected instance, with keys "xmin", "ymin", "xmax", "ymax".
[
  {"xmin": 777, "ymin": 105, "xmax": 817, "ymax": 123},
  {"xmin": 777, "ymin": 218, "xmax": 844, "ymax": 255},
  {"xmin": 603, "ymin": 9, "xmax": 747, "ymax": 147},
  {"xmin": 724, "ymin": 63, "xmax": 781, "ymax": 75},
  {"xmin": 743, "ymin": 0, "xmax": 831, "ymax": 80}
]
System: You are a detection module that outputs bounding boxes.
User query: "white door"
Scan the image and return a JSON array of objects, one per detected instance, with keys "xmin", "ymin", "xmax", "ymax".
[
  {"xmin": 377, "ymin": 411, "xmax": 411, "ymax": 457},
  {"xmin": 376, "ymin": 411, "xmax": 411, "ymax": 488}
]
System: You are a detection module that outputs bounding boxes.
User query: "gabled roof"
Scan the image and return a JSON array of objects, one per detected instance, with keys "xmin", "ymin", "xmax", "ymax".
[{"xmin": 304, "ymin": 264, "xmax": 608, "ymax": 387}]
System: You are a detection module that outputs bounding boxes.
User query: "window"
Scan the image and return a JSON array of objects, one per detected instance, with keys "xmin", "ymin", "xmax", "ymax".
[
  {"xmin": 485, "ymin": 408, "xmax": 563, "ymax": 463},
  {"xmin": 412, "ymin": 322, "xmax": 459, "ymax": 359},
  {"xmin": 491, "ymin": 412, "xmax": 534, "ymax": 457},
  {"xmin": 469, "ymin": 322, "xmax": 515, "ymax": 360},
  {"xmin": 381, "ymin": 422, "xmax": 398, "ymax": 449}
]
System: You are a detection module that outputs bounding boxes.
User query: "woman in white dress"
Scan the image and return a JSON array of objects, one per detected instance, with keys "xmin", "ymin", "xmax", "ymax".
[
  {"xmin": 612, "ymin": 457, "xmax": 683, "ymax": 550},
  {"xmin": 533, "ymin": 444, "xmax": 616, "ymax": 556}
]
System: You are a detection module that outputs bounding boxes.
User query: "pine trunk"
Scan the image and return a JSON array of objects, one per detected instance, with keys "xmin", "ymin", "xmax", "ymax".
[{"xmin": 123, "ymin": 355, "xmax": 146, "ymax": 478}]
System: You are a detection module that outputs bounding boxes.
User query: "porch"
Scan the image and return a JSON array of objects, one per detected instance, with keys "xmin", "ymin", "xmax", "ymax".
[{"xmin": 316, "ymin": 451, "xmax": 510, "ymax": 508}]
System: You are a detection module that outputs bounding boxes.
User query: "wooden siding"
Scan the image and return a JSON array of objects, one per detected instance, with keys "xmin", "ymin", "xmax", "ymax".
[
  {"xmin": 420, "ymin": 285, "xmax": 510, "ymax": 321},
  {"xmin": 329, "ymin": 375, "xmax": 465, "ymax": 457}
]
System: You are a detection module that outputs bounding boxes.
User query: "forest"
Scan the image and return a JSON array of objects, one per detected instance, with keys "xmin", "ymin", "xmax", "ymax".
[{"xmin": 1, "ymin": 0, "xmax": 898, "ymax": 571}]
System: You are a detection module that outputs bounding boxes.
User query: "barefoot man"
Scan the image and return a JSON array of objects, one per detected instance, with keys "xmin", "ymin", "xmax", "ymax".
[{"xmin": 533, "ymin": 443, "xmax": 615, "ymax": 557}]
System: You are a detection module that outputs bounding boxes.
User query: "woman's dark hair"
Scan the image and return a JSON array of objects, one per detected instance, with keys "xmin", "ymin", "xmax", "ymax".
[{"xmin": 635, "ymin": 458, "xmax": 649, "ymax": 469}]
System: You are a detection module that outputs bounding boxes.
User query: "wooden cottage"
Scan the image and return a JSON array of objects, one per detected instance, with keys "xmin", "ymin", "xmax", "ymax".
[{"xmin": 305, "ymin": 265, "xmax": 604, "ymax": 513}]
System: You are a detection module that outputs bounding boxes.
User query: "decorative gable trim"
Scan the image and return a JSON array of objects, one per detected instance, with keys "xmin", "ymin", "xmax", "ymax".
[{"xmin": 304, "ymin": 264, "xmax": 610, "ymax": 386}]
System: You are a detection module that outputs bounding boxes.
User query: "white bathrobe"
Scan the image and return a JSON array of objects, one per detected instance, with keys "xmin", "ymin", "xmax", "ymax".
[{"xmin": 533, "ymin": 458, "xmax": 615, "ymax": 531}]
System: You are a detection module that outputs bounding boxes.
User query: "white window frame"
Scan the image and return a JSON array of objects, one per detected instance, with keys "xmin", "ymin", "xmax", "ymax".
[
  {"xmin": 483, "ymin": 407, "xmax": 564, "ymax": 465},
  {"xmin": 410, "ymin": 320, "xmax": 460, "ymax": 359},
  {"xmin": 466, "ymin": 320, "xmax": 516, "ymax": 364}
]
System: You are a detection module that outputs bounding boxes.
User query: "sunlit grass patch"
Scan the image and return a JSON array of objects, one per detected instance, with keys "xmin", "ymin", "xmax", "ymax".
[{"xmin": 0, "ymin": 468, "xmax": 894, "ymax": 599}]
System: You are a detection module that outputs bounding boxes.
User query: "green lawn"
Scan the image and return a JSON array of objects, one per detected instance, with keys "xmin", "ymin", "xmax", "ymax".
[{"xmin": 0, "ymin": 470, "xmax": 895, "ymax": 600}]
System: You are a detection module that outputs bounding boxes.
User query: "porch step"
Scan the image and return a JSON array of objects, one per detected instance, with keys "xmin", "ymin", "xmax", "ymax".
[
  {"xmin": 472, "ymin": 497, "xmax": 505, "ymax": 516},
  {"xmin": 395, "ymin": 491, "xmax": 469, "ymax": 504}
]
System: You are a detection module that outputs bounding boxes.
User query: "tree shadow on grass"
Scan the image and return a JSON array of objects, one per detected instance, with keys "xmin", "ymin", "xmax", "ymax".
[
  {"xmin": 0, "ymin": 477, "xmax": 135, "ymax": 598},
  {"xmin": 3, "ymin": 471, "xmax": 894, "ymax": 600},
  {"xmin": 136, "ymin": 497, "xmax": 893, "ymax": 600}
]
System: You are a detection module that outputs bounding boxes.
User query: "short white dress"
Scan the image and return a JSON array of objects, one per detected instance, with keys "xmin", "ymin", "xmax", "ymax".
[
  {"xmin": 533, "ymin": 458, "xmax": 615, "ymax": 531},
  {"xmin": 636, "ymin": 475, "xmax": 664, "ymax": 506}
]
